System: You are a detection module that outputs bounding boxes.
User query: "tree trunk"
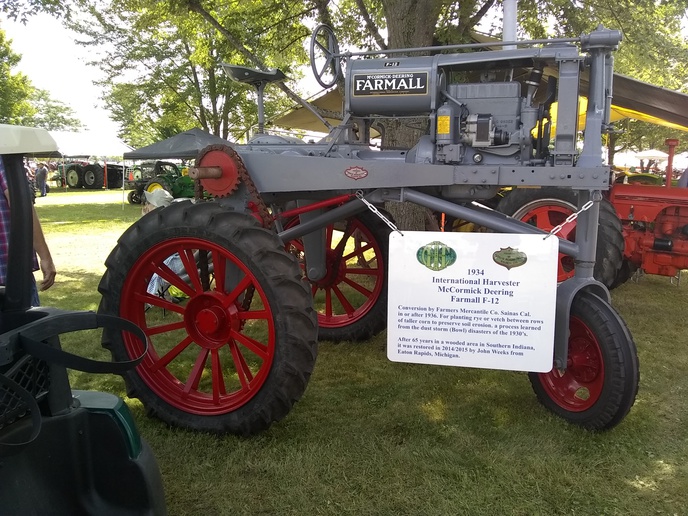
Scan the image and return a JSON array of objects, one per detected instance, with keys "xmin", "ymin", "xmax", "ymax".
[{"xmin": 380, "ymin": 0, "xmax": 443, "ymax": 231}]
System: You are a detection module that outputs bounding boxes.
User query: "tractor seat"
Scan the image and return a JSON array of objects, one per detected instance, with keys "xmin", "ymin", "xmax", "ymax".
[{"xmin": 221, "ymin": 64, "xmax": 287, "ymax": 87}]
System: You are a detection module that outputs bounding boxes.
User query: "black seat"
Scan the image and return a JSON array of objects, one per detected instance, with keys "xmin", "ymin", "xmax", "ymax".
[{"xmin": 221, "ymin": 64, "xmax": 287, "ymax": 87}]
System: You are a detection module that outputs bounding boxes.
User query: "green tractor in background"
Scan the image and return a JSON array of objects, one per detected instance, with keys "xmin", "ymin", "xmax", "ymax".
[{"xmin": 127, "ymin": 160, "xmax": 195, "ymax": 204}]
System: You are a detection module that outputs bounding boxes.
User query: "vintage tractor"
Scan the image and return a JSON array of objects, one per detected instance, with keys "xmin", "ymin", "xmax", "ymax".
[
  {"xmin": 97, "ymin": 26, "xmax": 639, "ymax": 435},
  {"xmin": 127, "ymin": 160, "xmax": 194, "ymax": 204},
  {"xmin": 60, "ymin": 161, "xmax": 125, "ymax": 190},
  {"xmin": 609, "ymin": 140, "xmax": 688, "ymax": 281},
  {"xmin": 0, "ymin": 125, "xmax": 166, "ymax": 513}
]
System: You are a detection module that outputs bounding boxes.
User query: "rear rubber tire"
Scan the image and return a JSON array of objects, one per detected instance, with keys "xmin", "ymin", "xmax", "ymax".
[
  {"xmin": 65, "ymin": 165, "xmax": 84, "ymax": 189},
  {"xmin": 98, "ymin": 202, "xmax": 318, "ymax": 435},
  {"xmin": 497, "ymin": 188, "xmax": 624, "ymax": 288},
  {"xmin": 529, "ymin": 291, "xmax": 639, "ymax": 431},
  {"xmin": 83, "ymin": 164, "xmax": 104, "ymax": 189},
  {"xmin": 285, "ymin": 210, "xmax": 390, "ymax": 342}
]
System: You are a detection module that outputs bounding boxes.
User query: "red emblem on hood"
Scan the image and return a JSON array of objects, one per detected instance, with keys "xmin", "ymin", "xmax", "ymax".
[{"xmin": 344, "ymin": 166, "xmax": 368, "ymax": 180}]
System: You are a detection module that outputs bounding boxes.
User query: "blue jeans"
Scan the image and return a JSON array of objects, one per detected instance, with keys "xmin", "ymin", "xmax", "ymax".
[{"xmin": 30, "ymin": 276, "xmax": 40, "ymax": 307}]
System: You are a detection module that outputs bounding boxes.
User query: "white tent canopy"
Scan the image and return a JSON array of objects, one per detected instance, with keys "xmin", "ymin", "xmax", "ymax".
[
  {"xmin": 48, "ymin": 130, "xmax": 132, "ymax": 158},
  {"xmin": 635, "ymin": 149, "xmax": 669, "ymax": 161}
]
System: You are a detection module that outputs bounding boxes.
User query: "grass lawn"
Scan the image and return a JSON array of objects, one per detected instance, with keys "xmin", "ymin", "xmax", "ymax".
[{"xmin": 35, "ymin": 191, "xmax": 688, "ymax": 515}]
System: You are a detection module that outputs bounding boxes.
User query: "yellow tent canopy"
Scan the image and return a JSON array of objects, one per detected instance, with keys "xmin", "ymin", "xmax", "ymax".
[{"xmin": 550, "ymin": 96, "xmax": 688, "ymax": 134}]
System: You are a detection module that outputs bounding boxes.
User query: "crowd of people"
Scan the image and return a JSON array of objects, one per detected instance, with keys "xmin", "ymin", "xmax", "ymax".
[{"xmin": 24, "ymin": 161, "xmax": 54, "ymax": 198}]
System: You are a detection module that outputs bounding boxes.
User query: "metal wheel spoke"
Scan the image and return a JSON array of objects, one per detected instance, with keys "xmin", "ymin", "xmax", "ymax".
[
  {"xmin": 230, "ymin": 330, "xmax": 269, "ymax": 359},
  {"xmin": 315, "ymin": 39, "xmax": 328, "ymax": 54},
  {"xmin": 229, "ymin": 340, "xmax": 254, "ymax": 391},
  {"xmin": 324, "ymin": 288, "xmax": 334, "ymax": 318},
  {"xmin": 223, "ymin": 274, "xmax": 253, "ymax": 307},
  {"xmin": 210, "ymin": 349, "xmax": 227, "ymax": 402},
  {"xmin": 151, "ymin": 259, "xmax": 195, "ymax": 298},
  {"xmin": 146, "ymin": 319, "xmax": 187, "ymax": 336},
  {"xmin": 177, "ymin": 247, "xmax": 204, "ymax": 292},
  {"xmin": 343, "ymin": 241, "xmax": 373, "ymax": 262},
  {"xmin": 334, "ymin": 222, "xmax": 356, "ymax": 254},
  {"xmin": 239, "ymin": 308, "xmax": 269, "ymax": 321},
  {"xmin": 183, "ymin": 348, "xmax": 210, "ymax": 395},
  {"xmin": 325, "ymin": 224, "xmax": 334, "ymax": 248},
  {"xmin": 151, "ymin": 335, "xmax": 195, "ymax": 371},
  {"xmin": 332, "ymin": 284, "xmax": 356, "ymax": 316},
  {"xmin": 344, "ymin": 266, "xmax": 380, "ymax": 276},
  {"xmin": 134, "ymin": 291, "xmax": 185, "ymax": 314},
  {"xmin": 341, "ymin": 276, "xmax": 373, "ymax": 297}
]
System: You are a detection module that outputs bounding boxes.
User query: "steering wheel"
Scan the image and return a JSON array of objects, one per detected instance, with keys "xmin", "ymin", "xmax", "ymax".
[{"xmin": 310, "ymin": 24, "xmax": 342, "ymax": 89}]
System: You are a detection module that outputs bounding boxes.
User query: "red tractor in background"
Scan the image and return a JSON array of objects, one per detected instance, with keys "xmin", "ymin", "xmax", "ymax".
[
  {"xmin": 498, "ymin": 139, "xmax": 687, "ymax": 287},
  {"xmin": 609, "ymin": 139, "xmax": 688, "ymax": 281}
]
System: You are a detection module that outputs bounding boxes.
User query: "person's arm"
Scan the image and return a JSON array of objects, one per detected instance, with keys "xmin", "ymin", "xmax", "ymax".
[
  {"xmin": 32, "ymin": 207, "xmax": 56, "ymax": 290},
  {"xmin": 3, "ymin": 188, "xmax": 56, "ymax": 291}
]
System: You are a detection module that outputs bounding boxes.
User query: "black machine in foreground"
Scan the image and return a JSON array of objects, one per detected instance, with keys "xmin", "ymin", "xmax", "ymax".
[{"xmin": 0, "ymin": 125, "xmax": 166, "ymax": 514}]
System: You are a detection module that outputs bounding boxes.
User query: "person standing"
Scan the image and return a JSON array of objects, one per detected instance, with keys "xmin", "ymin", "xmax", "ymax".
[
  {"xmin": 35, "ymin": 161, "xmax": 48, "ymax": 197},
  {"xmin": 0, "ymin": 158, "xmax": 56, "ymax": 306}
]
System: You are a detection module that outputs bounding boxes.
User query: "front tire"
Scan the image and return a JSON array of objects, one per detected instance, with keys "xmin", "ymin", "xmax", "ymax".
[
  {"xmin": 529, "ymin": 291, "xmax": 639, "ymax": 431},
  {"xmin": 98, "ymin": 202, "xmax": 318, "ymax": 435},
  {"xmin": 127, "ymin": 190, "xmax": 142, "ymax": 205}
]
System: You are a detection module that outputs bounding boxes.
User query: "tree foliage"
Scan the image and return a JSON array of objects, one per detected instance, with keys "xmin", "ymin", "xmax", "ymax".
[
  {"xmin": 518, "ymin": 0, "xmax": 688, "ymax": 92},
  {"xmin": 0, "ymin": 25, "xmax": 81, "ymax": 130},
  {"xmin": 23, "ymin": 88, "xmax": 83, "ymax": 130},
  {"xmin": 6, "ymin": 0, "xmax": 685, "ymax": 154},
  {"xmin": 0, "ymin": 26, "xmax": 34, "ymax": 123},
  {"xmin": 61, "ymin": 0, "xmax": 314, "ymax": 145},
  {"xmin": 0, "ymin": 0, "xmax": 67, "ymax": 23}
]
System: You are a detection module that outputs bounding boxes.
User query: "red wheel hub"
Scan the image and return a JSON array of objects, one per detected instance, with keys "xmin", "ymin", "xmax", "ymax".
[
  {"xmin": 538, "ymin": 315, "xmax": 605, "ymax": 412},
  {"xmin": 184, "ymin": 292, "xmax": 241, "ymax": 349}
]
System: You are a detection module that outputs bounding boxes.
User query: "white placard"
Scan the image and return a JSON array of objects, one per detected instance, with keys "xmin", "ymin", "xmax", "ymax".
[{"xmin": 387, "ymin": 232, "xmax": 559, "ymax": 372}]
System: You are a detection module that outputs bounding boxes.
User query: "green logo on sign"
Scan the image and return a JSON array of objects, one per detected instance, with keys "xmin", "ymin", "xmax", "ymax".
[
  {"xmin": 417, "ymin": 241, "xmax": 457, "ymax": 271},
  {"xmin": 492, "ymin": 247, "xmax": 527, "ymax": 270}
]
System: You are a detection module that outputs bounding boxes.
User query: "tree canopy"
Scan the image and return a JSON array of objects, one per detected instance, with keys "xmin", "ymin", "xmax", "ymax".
[
  {"xmin": 0, "ymin": 25, "xmax": 82, "ymax": 130},
  {"xmin": 3, "ymin": 0, "xmax": 685, "ymax": 150}
]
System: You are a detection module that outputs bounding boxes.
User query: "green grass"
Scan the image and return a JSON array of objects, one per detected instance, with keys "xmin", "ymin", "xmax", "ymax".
[{"xmin": 35, "ymin": 197, "xmax": 688, "ymax": 515}]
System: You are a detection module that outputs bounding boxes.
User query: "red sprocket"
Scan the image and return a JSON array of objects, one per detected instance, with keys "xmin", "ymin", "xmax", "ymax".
[{"xmin": 195, "ymin": 144, "xmax": 241, "ymax": 197}]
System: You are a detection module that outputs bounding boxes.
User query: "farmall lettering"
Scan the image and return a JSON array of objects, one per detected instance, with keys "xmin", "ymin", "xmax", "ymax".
[{"xmin": 353, "ymin": 72, "xmax": 428, "ymax": 96}]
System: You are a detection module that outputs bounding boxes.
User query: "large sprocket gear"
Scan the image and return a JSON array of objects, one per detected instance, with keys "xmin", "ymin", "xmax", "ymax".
[
  {"xmin": 195, "ymin": 144, "xmax": 272, "ymax": 228},
  {"xmin": 195, "ymin": 144, "xmax": 241, "ymax": 197}
]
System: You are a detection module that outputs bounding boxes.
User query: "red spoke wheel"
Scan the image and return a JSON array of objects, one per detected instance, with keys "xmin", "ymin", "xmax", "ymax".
[
  {"xmin": 497, "ymin": 188, "xmax": 624, "ymax": 288},
  {"xmin": 285, "ymin": 211, "xmax": 390, "ymax": 342},
  {"xmin": 529, "ymin": 291, "xmax": 639, "ymax": 430},
  {"xmin": 98, "ymin": 202, "xmax": 318, "ymax": 435}
]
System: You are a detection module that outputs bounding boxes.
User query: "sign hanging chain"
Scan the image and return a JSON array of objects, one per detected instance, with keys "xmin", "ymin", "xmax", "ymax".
[
  {"xmin": 356, "ymin": 190, "xmax": 403, "ymax": 236},
  {"xmin": 544, "ymin": 200, "xmax": 594, "ymax": 239}
]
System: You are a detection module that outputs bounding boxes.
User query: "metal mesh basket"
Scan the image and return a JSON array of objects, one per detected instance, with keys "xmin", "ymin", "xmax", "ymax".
[{"xmin": 0, "ymin": 355, "xmax": 50, "ymax": 429}]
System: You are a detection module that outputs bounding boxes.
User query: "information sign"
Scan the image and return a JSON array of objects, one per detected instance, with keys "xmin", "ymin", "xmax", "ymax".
[{"xmin": 387, "ymin": 232, "xmax": 558, "ymax": 372}]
